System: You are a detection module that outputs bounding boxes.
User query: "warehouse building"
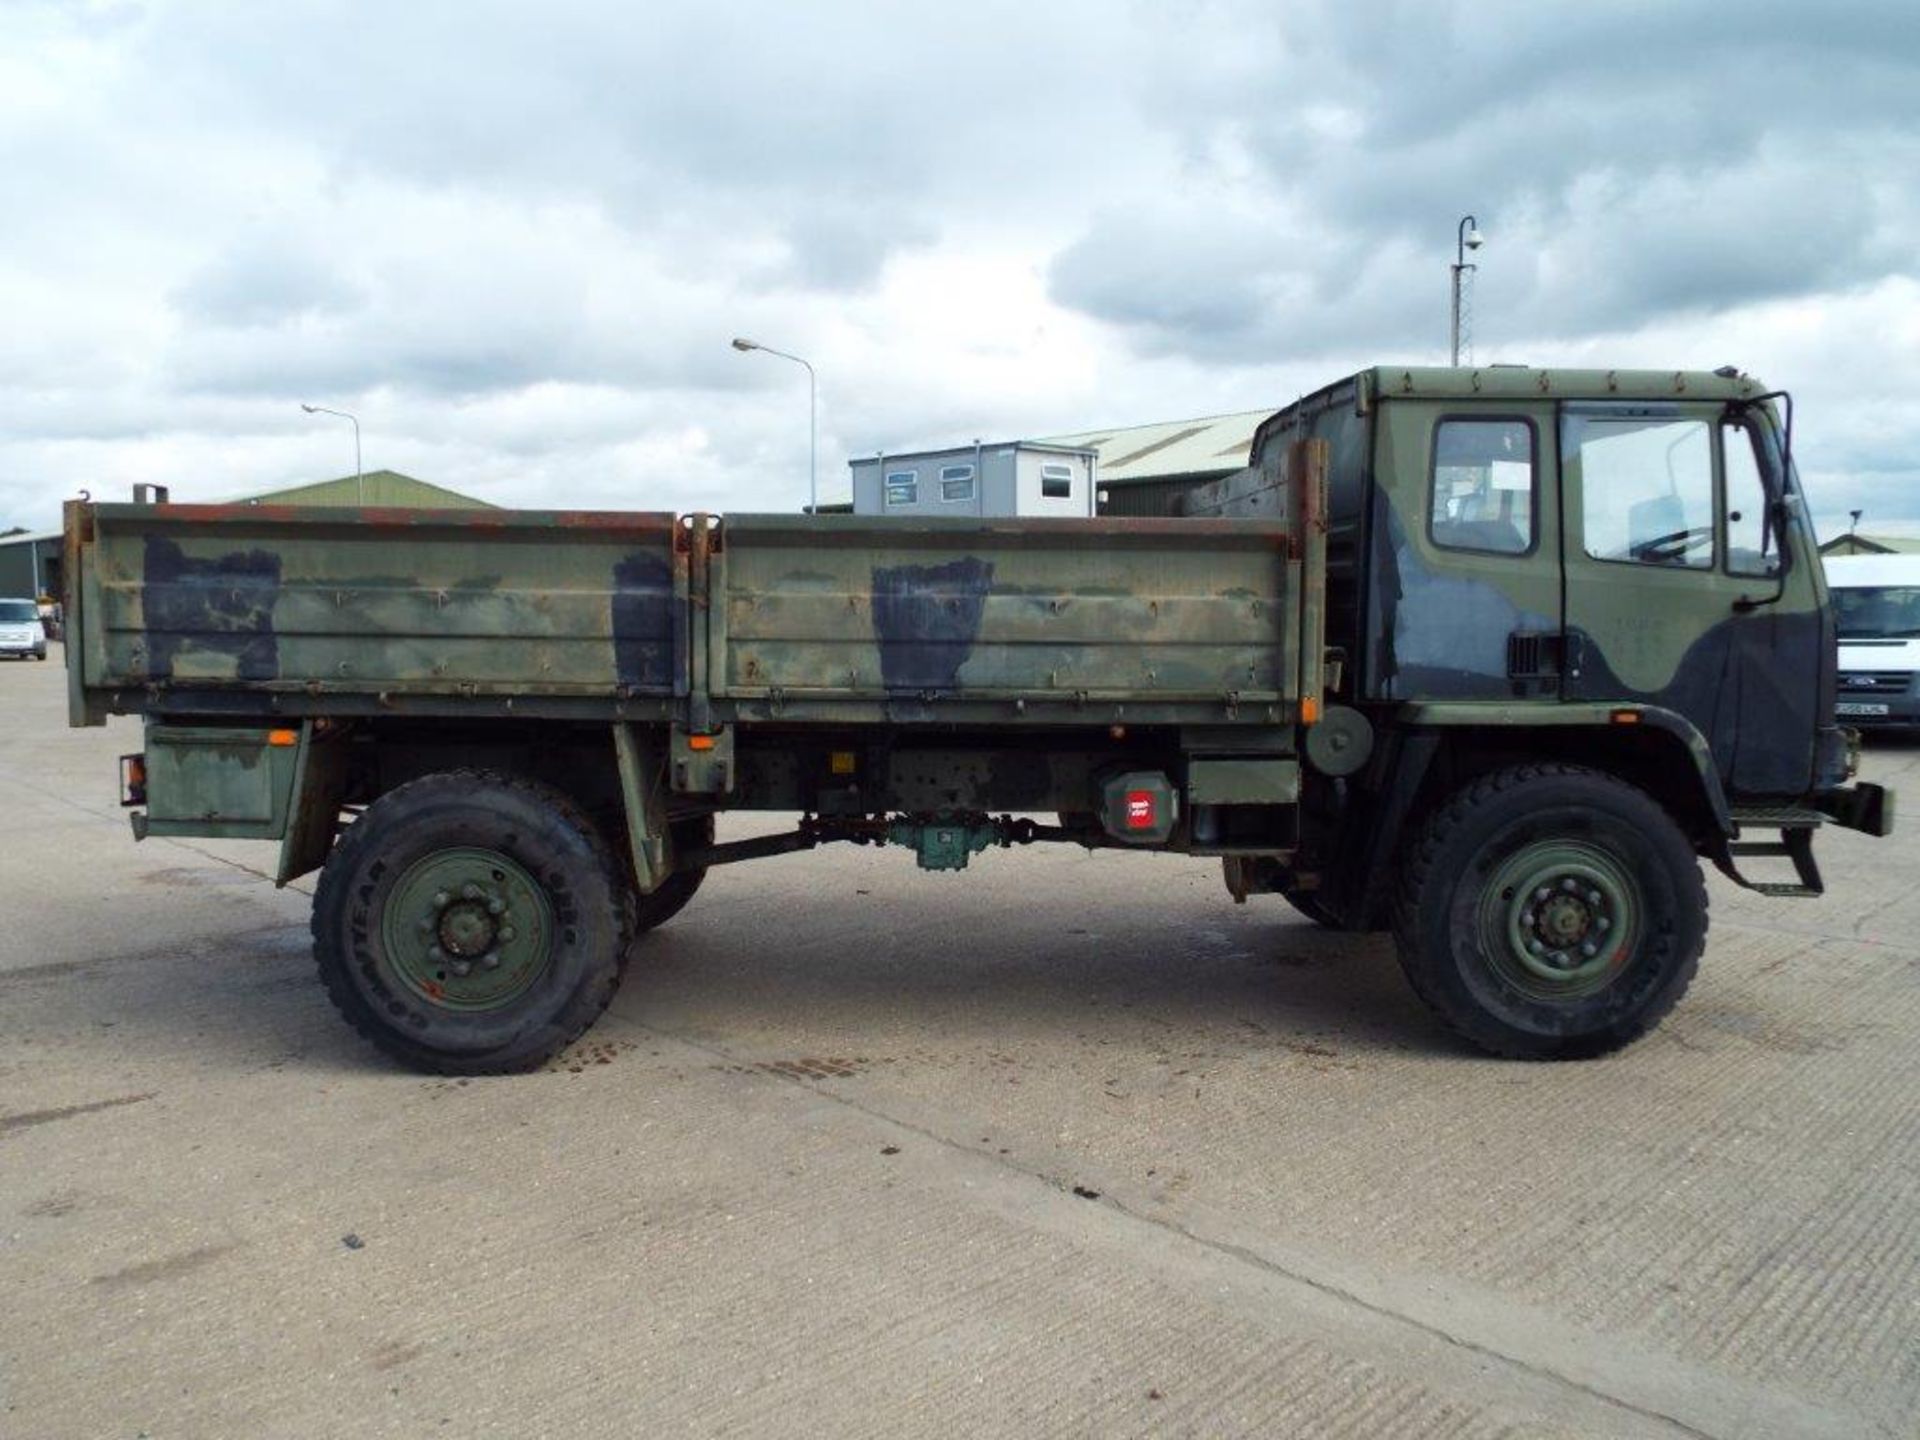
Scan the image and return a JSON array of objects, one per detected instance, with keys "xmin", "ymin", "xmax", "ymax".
[
  {"xmin": 1037, "ymin": 409, "xmax": 1271, "ymax": 517},
  {"xmin": 0, "ymin": 530, "xmax": 60, "ymax": 600},
  {"xmin": 0, "ymin": 470, "xmax": 491, "ymax": 601},
  {"xmin": 1820, "ymin": 531, "xmax": 1920, "ymax": 557},
  {"xmin": 226, "ymin": 470, "xmax": 493, "ymax": 511}
]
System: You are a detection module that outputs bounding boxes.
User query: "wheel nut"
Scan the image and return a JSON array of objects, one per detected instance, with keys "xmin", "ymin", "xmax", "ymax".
[
  {"xmin": 1595, "ymin": 917, "xmax": 1611, "ymax": 933},
  {"xmin": 1580, "ymin": 941, "xmax": 1598, "ymax": 957},
  {"xmin": 1526, "ymin": 937, "xmax": 1544, "ymax": 955},
  {"xmin": 1535, "ymin": 886, "xmax": 1552, "ymax": 902},
  {"xmin": 426, "ymin": 945, "xmax": 444, "ymax": 963},
  {"xmin": 479, "ymin": 953, "xmax": 500, "ymax": 970},
  {"xmin": 487, "ymin": 897, "xmax": 505, "ymax": 915},
  {"xmin": 1587, "ymin": 889, "xmax": 1603, "ymax": 906},
  {"xmin": 499, "ymin": 926, "xmax": 516, "ymax": 943},
  {"xmin": 1561, "ymin": 878, "xmax": 1579, "ymax": 893},
  {"xmin": 450, "ymin": 960, "xmax": 472, "ymax": 978},
  {"xmin": 461, "ymin": 883, "xmax": 480, "ymax": 900},
  {"xmin": 416, "ymin": 918, "xmax": 434, "ymax": 935},
  {"xmin": 433, "ymin": 890, "xmax": 450, "ymax": 908}
]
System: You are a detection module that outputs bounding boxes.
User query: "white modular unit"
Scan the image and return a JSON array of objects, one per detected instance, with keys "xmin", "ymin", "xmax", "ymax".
[{"xmin": 849, "ymin": 442, "xmax": 1096, "ymax": 518}]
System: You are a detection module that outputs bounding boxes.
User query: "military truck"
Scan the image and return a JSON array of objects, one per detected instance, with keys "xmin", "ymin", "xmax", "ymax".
[{"xmin": 61, "ymin": 366, "xmax": 1891, "ymax": 1073}]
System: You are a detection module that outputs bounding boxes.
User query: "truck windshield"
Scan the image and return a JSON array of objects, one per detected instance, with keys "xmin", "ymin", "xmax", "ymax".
[
  {"xmin": 1832, "ymin": 586, "xmax": 1920, "ymax": 639},
  {"xmin": 0, "ymin": 601, "xmax": 38, "ymax": 622}
]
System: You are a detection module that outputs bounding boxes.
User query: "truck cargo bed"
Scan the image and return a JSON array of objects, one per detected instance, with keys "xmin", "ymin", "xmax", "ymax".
[{"xmin": 67, "ymin": 503, "xmax": 1312, "ymax": 729}]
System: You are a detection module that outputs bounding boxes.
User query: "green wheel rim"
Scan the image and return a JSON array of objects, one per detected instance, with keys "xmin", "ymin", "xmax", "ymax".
[
  {"xmin": 380, "ymin": 847, "xmax": 555, "ymax": 1012},
  {"xmin": 1476, "ymin": 839, "xmax": 1640, "ymax": 1000}
]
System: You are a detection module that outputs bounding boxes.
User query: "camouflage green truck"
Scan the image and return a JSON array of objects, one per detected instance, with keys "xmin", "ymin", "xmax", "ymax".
[{"xmin": 62, "ymin": 366, "xmax": 1891, "ymax": 1072}]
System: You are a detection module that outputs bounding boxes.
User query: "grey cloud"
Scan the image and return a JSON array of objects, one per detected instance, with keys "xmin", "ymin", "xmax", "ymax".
[
  {"xmin": 1054, "ymin": 0, "xmax": 1920, "ymax": 358},
  {"xmin": 173, "ymin": 234, "xmax": 366, "ymax": 327}
]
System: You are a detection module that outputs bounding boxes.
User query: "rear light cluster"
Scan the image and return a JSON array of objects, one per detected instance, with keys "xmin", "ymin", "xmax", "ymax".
[{"xmin": 1100, "ymin": 770, "xmax": 1177, "ymax": 844}]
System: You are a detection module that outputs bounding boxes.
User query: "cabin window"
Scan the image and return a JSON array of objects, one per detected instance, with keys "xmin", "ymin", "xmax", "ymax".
[
  {"xmin": 884, "ymin": 471, "xmax": 918, "ymax": 506},
  {"xmin": 1571, "ymin": 416, "xmax": 1714, "ymax": 568},
  {"xmin": 1041, "ymin": 463, "xmax": 1074, "ymax": 499},
  {"xmin": 1428, "ymin": 418, "xmax": 1535, "ymax": 555},
  {"xmin": 939, "ymin": 465, "xmax": 976, "ymax": 503},
  {"xmin": 1723, "ymin": 421, "xmax": 1781, "ymax": 577}
]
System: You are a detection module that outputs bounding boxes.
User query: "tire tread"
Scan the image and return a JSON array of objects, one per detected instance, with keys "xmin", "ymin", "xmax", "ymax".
[
  {"xmin": 311, "ymin": 769, "xmax": 631, "ymax": 1074},
  {"xmin": 1391, "ymin": 762, "xmax": 1707, "ymax": 1059}
]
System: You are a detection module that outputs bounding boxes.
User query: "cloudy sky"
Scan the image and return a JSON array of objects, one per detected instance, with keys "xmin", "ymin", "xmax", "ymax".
[{"xmin": 2, "ymin": 0, "xmax": 1916, "ymax": 537}]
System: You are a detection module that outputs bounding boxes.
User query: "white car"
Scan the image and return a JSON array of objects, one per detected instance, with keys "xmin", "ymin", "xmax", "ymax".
[
  {"xmin": 0, "ymin": 597, "xmax": 47, "ymax": 661},
  {"xmin": 1826, "ymin": 554, "xmax": 1920, "ymax": 729}
]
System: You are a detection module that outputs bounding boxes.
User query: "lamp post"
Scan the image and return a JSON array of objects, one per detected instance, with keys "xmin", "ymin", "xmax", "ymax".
[
  {"xmin": 731, "ymin": 337, "xmax": 817, "ymax": 514},
  {"xmin": 300, "ymin": 404, "xmax": 363, "ymax": 505},
  {"xmin": 1450, "ymin": 215, "xmax": 1485, "ymax": 367}
]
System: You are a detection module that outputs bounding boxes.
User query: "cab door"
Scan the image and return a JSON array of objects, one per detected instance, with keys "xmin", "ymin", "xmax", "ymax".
[
  {"xmin": 1559, "ymin": 401, "xmax": 1820, "ymax": 796},
  {"xmin": 1366, "ymin": 397, "xmax": 1561, "ymax": 701}
]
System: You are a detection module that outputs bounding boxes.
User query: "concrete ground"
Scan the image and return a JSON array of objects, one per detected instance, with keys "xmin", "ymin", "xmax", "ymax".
[{"xmin": 2, "ymin": 648, "xmax": 1916, "ymax": 1440}]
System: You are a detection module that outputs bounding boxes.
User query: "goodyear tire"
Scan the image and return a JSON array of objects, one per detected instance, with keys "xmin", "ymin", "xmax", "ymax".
[
  {"xmin": 313, "ymin": 770, "xmax": 630, "ymax": 1074},
  {"xmin": 630, "ymin": 817, "xmax": 712, "ymax": 935},
  {"xmin": 1393, "ymin": 763, "xmax": 1706, "ymax": 1059}
]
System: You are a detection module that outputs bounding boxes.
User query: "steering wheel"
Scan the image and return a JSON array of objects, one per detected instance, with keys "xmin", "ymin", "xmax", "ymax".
[{"xmin": 1630, "ymin": 525, "xmax": 1712, "ymax": 564}]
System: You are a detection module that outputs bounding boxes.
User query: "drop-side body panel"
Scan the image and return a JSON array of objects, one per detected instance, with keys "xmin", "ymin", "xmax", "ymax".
[{"xmin": 66, "ymin": 504, "xmax": 1310, "ymax": 731}]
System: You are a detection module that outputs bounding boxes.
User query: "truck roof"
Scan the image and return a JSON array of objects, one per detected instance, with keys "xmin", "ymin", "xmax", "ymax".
[{"xmin": 1362, "ymin": 365, "xmax": 1769, "ymax": 404}]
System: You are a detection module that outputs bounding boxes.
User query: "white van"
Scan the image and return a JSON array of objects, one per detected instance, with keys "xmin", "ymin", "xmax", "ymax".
[
  {"xmin": 1826, "ymin": 553, "xmax": 1920, "ymax": 729},
  {"xmin": 0, "ymin": 597, "xmax": 48, "ymax": 661}
]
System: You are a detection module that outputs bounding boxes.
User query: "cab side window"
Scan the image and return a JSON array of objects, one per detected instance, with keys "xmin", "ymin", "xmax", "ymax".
[
  {"xmin": 1570, "ymin": 415, "xmax": 1714, "ymax": 568},
  {"xmin": 1723, "ymin": 422, "xmax": 1781, "ymax": 577},
  {"xmin": 1429, "ymin": 418, "xmax": 1535, "ymax": 555}
]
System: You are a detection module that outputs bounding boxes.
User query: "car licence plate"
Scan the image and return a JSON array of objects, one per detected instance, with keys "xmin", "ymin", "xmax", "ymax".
[{"xmin": 1837, "ymin": 702, "xmax": 1891, "ymax": 717}]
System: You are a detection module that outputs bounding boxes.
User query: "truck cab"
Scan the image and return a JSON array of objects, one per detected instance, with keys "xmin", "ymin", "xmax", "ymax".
[{"xmin": 1194, "ymin": 365, "xmax": 1883, "ymax": 923}]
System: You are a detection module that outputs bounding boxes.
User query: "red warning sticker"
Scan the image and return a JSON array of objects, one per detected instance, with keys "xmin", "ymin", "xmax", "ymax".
[{"xmin": 1125, "ymin": 791, "xmax": 1156, "ymax": 829}]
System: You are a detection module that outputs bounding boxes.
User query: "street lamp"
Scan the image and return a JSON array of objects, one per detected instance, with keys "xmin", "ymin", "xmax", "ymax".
[
  {"xmin": 300, "ymin": 404, "xmax": 364, "ymax": 505},
  {"xmin": 1450, "ymin": 215, "xmax": 1485, "ymax": 367},
  {"xmin": 731, "ymin": 337, "xmax": 817, "ymax": 514}
]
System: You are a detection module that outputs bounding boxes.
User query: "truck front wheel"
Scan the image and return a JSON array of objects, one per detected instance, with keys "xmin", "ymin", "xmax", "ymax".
[
  {"xmin": 312, "ymin": 771, "xmax": 631, "ymax": 1074},
  {"xmin": 1393, "ymin": 763, "xmax": 1706, "ymax": 1059}
]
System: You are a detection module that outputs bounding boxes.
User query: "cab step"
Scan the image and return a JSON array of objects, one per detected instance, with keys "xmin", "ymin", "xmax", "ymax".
[{"xmin": 1718, "ymin": 818, "xmax": 1823, "ymax": 899}]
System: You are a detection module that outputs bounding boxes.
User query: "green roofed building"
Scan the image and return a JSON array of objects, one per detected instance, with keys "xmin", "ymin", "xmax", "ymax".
[
  {"xmin": 0, "ymin": 471, "xmax": 491, "ymax": 602},
  {"xmin": 1819, "ymin": 531, "xmax": 1920, "ymax": 557},
  {"xmin": 1036, "ymin": 410, "xmax": 1272, "ymax": 517},
  {"xmin": 237, "ymin": 470, "xmax": 494, "ymax": 510}
]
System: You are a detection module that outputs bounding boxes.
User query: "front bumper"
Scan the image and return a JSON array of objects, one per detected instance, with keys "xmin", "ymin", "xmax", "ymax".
[
  {"xmin": 0, "ymin": 641, "xmax": 45, "ymax": 658},
  {"xmin": 1816, "ymin": 781, "xmax": 1896, "ymax": 837}
]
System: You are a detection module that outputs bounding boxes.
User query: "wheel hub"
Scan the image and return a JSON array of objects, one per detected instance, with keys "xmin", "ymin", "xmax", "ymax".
[
  {"xmin": 382, "ymin": 848, "xmax": 552, "ymax": 1010},
  {"xmin": 1479, "ymin": 841, "xmax": 1638, "ymax": 999}
]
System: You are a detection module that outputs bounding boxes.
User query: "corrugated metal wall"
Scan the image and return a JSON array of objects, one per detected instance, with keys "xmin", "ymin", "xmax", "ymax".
[
  {"xmin": 1095, "ymin": 477, "xmax": 1213, "ymax": 518},
  {"xmin": 0, "ymin": 541, "xmax": 50, "ymax": 597}
]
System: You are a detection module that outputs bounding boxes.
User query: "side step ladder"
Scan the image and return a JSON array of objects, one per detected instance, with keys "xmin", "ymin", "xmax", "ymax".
[{"xmin": 1719, "ymin": 807, "xmax": 1825, "ymax": 898}]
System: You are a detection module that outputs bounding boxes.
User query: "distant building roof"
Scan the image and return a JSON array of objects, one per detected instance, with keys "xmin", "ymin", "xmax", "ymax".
[
  {"xmin": 1819, "ymin": 532, "xmax": 1920, "ymax": 556},
  {"xmin": 239, "ymin": 469, "xmax": 494, "ymax": 509},
  {"xmin": 0, "ymin": 528, "xmax": 61, "ymax": 548},
  {"xmin": 1037, "ymin": 409, "xmax": 1272, "ymax": 486}
]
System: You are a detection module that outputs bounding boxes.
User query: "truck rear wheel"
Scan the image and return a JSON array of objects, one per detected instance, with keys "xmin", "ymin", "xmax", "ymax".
[
  {"xmin": 1280, "ymin": 886, "xmax": 1369, "ymax": 930},
  {"xmin": 629, "ymin": 817, "xmax": 712, "ymax": 935},
  {"xmin": 1393, "ymin": 763, "xmax": 1706, "ymax": 1059},
  {"xmin": 312, "ymin": 771, "xmax": 631, "ymax": 1074}
]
